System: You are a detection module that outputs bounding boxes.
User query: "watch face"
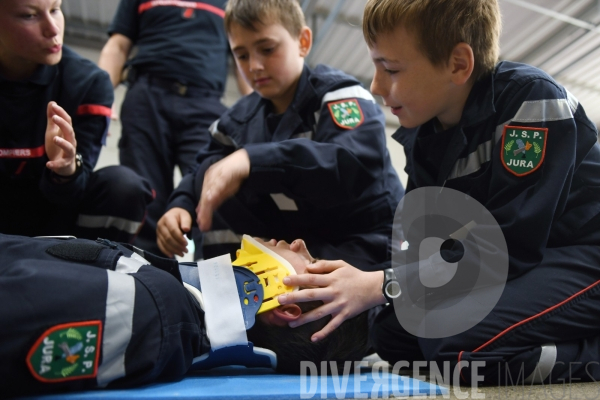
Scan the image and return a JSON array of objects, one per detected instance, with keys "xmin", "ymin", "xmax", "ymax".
[{"xmin": 385, "ymin": 280, "xmax": 401, "ymax": 299}]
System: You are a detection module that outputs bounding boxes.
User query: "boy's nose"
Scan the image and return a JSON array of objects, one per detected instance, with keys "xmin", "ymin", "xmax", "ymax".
[
  {"xmin": 249, "ymin": 56, "xmax": 263, "ymax": 72},
  {"xmin": 370, "ymin": 70, "xmax": 386, "ymax": 97}
]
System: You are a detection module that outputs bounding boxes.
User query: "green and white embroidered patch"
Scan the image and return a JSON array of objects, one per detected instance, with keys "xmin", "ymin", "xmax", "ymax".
[
  {"xmin": 27, "ymin": 321, "xmax": 102, "ymax": 383},
  {"xmin": 328, "ymin": 99, "xmax": 364, "ymax": 129},
  {"xmin": 501, "ymin": 125, "xmax": 548, "ymax": 177}
]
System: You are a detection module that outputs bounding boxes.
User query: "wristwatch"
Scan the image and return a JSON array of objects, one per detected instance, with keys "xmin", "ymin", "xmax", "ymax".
[
  {"xmin": 382, "ymin": 268, "xmax": 401, "ymax": 303},
  {"xmin": 74, "ymin": 153, "xmax": 83, "ymax": 173},
  {"xmin": 50, "ymin": 153, "xmax": 83, "ymax": 184}
]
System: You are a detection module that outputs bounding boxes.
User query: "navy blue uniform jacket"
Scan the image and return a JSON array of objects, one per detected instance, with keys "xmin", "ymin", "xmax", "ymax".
[
  {"xmin": 108, "ymin": 0, "xmax": 228, "ymax": 91},
  {"xmin": 394, "ymin": 61, "xmax": 600, "ymax": 295},
  {"xmin": 0, "ymin": 46, "xmax": 113, "ymax": 207},
  {"xmin": 0, "ymin": 234, "xmax": 208, "ymax": 397},
  {"xmin": 169, "ymin": 64, "xmax": 404, "ymax": 265}
]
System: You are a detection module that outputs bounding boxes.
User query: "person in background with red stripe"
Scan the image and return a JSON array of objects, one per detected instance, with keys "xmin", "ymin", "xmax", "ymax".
[
  {"xmin": 99, "ymin": 0, "xmax": 251, "ymax": 258},
  {"xmin": 0, "ymin": 0, "xmax": 153, "ymax": 242}
]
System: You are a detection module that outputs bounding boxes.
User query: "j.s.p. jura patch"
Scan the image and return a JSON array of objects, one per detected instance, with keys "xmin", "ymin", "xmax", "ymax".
[
  {"xmin": 27, "ymin": 321, "xmax": 102, "ymax": 383},
  {"xmin": 328, "ymin": 99, "xmax": 364, "ymax": 129},
  {"xmin": 501, "ymin": 125, "xmax": 548, "ymax": 177}
]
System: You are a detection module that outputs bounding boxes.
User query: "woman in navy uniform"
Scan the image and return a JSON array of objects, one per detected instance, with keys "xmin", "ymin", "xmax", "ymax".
[{"xmin": 0, "ymin": 0, "xmax": 153, "ymax": 242}]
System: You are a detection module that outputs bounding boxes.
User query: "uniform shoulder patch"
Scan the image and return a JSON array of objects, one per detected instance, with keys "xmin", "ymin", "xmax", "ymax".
[
  {"xmin": 27, "ymin": 321, "xmax": 102, "ymax": 383},
  {"xmin": 327, "ymin": 98, "xmax": 364, "ymax": 129},
  {"xmin": 501, "ymin": 125, "xmax": 547, "ymax": 177}
]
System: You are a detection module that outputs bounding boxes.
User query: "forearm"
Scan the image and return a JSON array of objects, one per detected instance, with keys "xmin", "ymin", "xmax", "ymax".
[{"xmin": 98, "ymin": 35, "xmax": 132, "ymax": 88}]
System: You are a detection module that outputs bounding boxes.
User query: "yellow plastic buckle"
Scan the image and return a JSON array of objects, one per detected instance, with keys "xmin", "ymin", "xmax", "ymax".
[{"xmin": 232, "ymin": 235, "xmax": 298, "ymax": 314}]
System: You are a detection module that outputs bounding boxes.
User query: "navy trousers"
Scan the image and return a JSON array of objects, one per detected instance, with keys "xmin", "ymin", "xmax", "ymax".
[
  {"xmin": 0, "ymin": 165, "xmax": 153, "ymax": 243},
  {"xmin": 371, "ymin": 245, "xmax": 600, "ymax": 385},
  {"xmin": 119, "ymin": 74, "xmax": 227, "ymax": 257}
]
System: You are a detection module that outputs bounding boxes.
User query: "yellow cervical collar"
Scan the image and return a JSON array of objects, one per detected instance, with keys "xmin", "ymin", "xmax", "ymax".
[{"xmin": 232, "ymin": 235, "xmax": 298, "ymax": 314}]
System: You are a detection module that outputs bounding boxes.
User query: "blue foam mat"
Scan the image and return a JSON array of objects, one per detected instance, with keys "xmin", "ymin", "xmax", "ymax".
[{"xmin": 22, "ymin": 367, "xmax": 447, "ymax": 399}]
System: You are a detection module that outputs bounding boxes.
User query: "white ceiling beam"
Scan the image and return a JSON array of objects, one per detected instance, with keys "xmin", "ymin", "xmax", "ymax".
[{"xmin": 503, "ymin": 0, "xmax": 600, "ymax": 34}]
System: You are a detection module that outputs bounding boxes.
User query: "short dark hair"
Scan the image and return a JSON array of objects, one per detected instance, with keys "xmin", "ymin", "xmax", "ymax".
[
  {"xmin": 247, "ymin": 301, "xmax": 370, "ymax": 374},
  {"xmin": 224, "ymin": 0, "xmax": 306, "ymax": 37}
]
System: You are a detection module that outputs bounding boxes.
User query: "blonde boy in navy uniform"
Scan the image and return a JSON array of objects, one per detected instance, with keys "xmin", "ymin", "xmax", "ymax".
[{"xmin": 281, "ymin": 0, "xmax": 600, "ymax": 386}]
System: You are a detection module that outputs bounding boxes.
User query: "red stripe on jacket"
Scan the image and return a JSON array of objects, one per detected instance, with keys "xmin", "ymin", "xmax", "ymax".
[
  {"xmin": 77, "ymin": 105, "xmax": 112, "ymax": 117},
  {"xmin": 138, "ymin": 1, "xmax": 225, "ymax": 18},
  {"xmin": 0, "ymin": 145, "xmax": 45, "ymax": 159}
]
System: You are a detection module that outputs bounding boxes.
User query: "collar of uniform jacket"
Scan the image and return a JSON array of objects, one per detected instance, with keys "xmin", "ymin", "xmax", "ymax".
[
  {"xmin": 392, "ymin": 69, "xmax": 497, "ymax": 146},
  {"xmin": 0, "ymin": 63, "xmax": 57, "ymax": 86},
  {"xmin": 228, "ymin": 65, "xmax": 315, "ymax": 124},
  {"xmin": 228, "ymin": 64, "xmax": 361, "ymax": 124}
]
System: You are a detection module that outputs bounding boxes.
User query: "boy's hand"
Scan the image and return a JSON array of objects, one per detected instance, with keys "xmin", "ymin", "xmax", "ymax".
[
  {"xmin": 157, "ymin": 207, "xmax": 192, "ymax": 257},
  {"xmin": 197, "ymin": 149, "xmax": 250, "ymax": 231},
  {"xmin": 277, "ymin": 261, "xmax": 386, "ymax": 342},
  {"xmin": 45, "ymin": 102, "xmax": 77, "ymax": 177}
]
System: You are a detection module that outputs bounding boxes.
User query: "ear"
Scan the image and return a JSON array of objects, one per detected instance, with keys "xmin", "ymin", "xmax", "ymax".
[
  {"xmin": 298, "ymin": 26, "xmax": 312, "ymax": 58},
  {"xmin": 263, "ymin": 304, "xmax": 302, "ymax": 327},
  {"xmin": 448, "ymin": 42, "xmax": 474, "ymax": 86}
]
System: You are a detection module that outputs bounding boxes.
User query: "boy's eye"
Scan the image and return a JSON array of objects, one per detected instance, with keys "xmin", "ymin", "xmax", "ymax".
[
  {"xmin": 235, "ymin": 53, "xmax": 248, "ymax": 61},
  {"xmin": 20, "ymin": 13, "xmax": 37, "ymax": 20},
  {"xmin": 261, "ymin": 47, "xmax": 275, "ymax": 55},
  {"xmin": 384, "ymin": 69, "xmax": 399, "ymax": 75}
]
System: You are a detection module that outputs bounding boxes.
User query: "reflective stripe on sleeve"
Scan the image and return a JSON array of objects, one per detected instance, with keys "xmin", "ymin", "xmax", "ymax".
[
  {"xmin": 203, "ymin": 229, "xmax": 243, "ymax": 246},
  {"xmin": 512, "ymin": 99, "xmax": 574, "ymax": 123},
  {"xmin": 524, "ymin": 343, "xmax": 557, "ymax": 384},
  {"xmin": 77, "ymin": 215, "xmax": 142, "ymax": 235},
  {"xmin": 96, "ymin": 270, "xmax": 136, "ymax": 387},
  {"xmin": 321, "ymin": 85, "xmax": 375, "ymax": 106},
  {"xmin": 447, "ymin": 119, "xmax": 511, "ymax": 180},
  {"xmin": 565, "ymin": 89, "xmax": 579, "ymax": 115}
]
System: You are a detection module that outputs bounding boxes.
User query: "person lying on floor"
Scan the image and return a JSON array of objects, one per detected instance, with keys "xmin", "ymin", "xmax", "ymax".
[{"xmin": 0, "ymin": 234, "xmax": 369, "ymax": 398}]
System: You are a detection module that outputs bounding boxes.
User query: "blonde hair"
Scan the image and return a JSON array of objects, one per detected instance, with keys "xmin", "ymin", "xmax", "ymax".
[
  {"xmin": 363, "ymin": 0, "xmax": 501, "ymax": 80},
  {"xmin": 225, "ymin": 0, "xmax": 306, "ymax": 38}
]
